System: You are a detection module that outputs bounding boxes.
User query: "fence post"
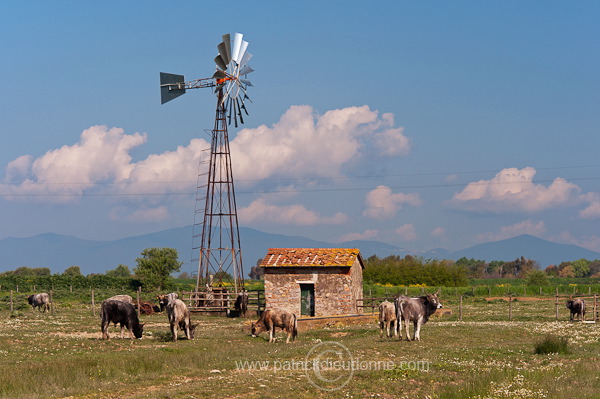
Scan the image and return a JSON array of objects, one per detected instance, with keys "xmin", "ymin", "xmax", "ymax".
[
  {"xmin": 50, "ymin": 290, "xmax": 54, "ymax": 315},
  {"xmin": 595, "ymin": 294, "xmax": 598, "ymax": 322},
  {"xmin": 136, "ymin": 287, "xmax": 141, "ymax": 317},
  {"xmin": 16, "ymin": 284, "xmax": 18, "ymax": 293},
  {"xmin": 459, "ymin": 295, "xmax": 463, "ymax": 321},
  {"xmin": 555, "ymin": 293, "xmax": 559, "ymax": 320},
  {"xmin": 539, "ymin": 287, "xmax": 542, "ymax": 296},
  {"xmin": 91, "ymin": 288, "xmax": 96, "ymax": 317},
  {"xmin": 488, "ymin": 286, "xmax": 491, "ymax": 296},
  {"xmin": 10, "ymin": 290, "xmax": 13, "ymax": 312},
  {"xmin": 509, "ymin": 295, "xmax": 513, "ymax": 321},
  {"xmin": 523, "ymin": 286, "xmax": 526, "ymax": 296}
]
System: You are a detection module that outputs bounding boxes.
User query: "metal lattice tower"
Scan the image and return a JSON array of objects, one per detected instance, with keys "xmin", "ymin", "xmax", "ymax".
[{"xmin": 159, "ymin": 33, "xmax": 254, "ymax": 296}]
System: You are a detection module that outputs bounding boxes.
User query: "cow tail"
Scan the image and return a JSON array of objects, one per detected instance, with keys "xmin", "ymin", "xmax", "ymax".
[{"xmin": 292, "ymin": 313, "xmax": 298, "ymax": 340}]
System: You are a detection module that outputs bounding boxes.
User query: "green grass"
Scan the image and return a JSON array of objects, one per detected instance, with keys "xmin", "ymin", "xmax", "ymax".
[
  {"xmin": 1, "ymin": 296, "xmax": 599, "ymax": 398},
  {"xmin": 535, "ymin": 335, "xmax": 570, "ymax": 355}
]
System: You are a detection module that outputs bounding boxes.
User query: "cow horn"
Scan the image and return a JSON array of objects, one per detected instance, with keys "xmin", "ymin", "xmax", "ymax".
[{"xmin": 435, "ymin": 289, "xmax": 440, "ymax": 296}]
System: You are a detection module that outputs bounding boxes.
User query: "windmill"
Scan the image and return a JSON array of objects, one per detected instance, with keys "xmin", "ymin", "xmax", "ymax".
[{"xmin": 159, "ymin": 33, "xmax": 254, "ymax": 302}]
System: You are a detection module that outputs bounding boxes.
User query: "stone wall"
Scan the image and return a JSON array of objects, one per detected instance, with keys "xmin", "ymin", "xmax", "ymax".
[{"xmin": 264, "ymin": 264, "xmax": 363, "ymax": 317}]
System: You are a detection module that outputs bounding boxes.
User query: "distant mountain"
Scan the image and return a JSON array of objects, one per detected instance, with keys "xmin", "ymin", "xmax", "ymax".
[
  {"xmin": 0, "ymin": 229, "xmax": 598, "ymax": 275},
  {"xmin": 444, "ymin": 234, "xmax": 600, "ymax": 267}
]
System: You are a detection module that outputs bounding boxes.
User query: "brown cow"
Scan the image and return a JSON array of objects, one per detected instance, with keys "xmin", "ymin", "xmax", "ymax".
[
  {"xmin": 379, "ymin": 300, "xmax": 397, "ymax": 338},
  {"xmin": 166, "ymin": 299, "xmax": 197, "ymax": 341},
  {"xmin": 566, "ymin": 297, "xmax": 586, "ymax": 322},
  {"xmin": 394, "ymin": 291, "xmax": 443, "ymax": 341},
  {"xmin": 251, "ymin": 308, "xmax": 297, "ymax": 343}
]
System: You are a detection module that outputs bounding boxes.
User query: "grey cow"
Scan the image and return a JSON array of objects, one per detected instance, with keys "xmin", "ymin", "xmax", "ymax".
[{"xmin": 394, "ymin": 291, "xmax": 443, "ymax": 341}]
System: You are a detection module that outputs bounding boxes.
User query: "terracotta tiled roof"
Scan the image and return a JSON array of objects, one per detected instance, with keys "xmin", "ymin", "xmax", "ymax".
[{"xmin": 259, "ymin": 248, "xmax": 364, "ymax": 268}]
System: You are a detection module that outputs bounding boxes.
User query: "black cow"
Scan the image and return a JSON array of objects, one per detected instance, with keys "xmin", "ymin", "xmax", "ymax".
[
  {"xmin": 394, "ymin": 291, "xmax": 443, "ymax": 341},
  {"xmin": 27, "ymin": 293, "xmax": 50, "ymax": 313},
  {"xmin": 100, "ymin": 299, "xmax": 144, "ymax": 340},
  {"xmin": 235, "ymin": 291, "xmax": 249, "ymax": 317},
  {"xmin": 566, "ymin": 297, "xmax": 586, "ymax": 322}
]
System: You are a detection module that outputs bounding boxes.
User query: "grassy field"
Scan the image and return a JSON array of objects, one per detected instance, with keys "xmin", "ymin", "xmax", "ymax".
[{"xmin": 1, "ymin": 296, "xmax": 599, "ymax": 398}]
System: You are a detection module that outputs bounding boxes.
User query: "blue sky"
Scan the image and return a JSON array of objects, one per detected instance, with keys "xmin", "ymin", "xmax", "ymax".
[{"xmin": 1, "ymin": 1, "xmax": 599, "ymax": 256}]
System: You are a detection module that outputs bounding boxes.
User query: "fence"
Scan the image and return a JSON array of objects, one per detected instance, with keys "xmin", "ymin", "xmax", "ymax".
[{"xmin": 359, "ymin": 292, "xmax": 599, "ymax": 322}]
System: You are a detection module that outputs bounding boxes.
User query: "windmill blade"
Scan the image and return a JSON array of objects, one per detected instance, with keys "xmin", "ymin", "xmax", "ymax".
[
  {"xmin": 222, "ymin": 34, "xmax": 231, "ymax": 64},
  {"xmin": 239, "ymin": 99, "xmax": 249, "ymax": 116},
  {"xmin": 226, "ymin": 97, "xmax": 232, "ymax": 124},
  {"xmin": 231, "ymin": 33, "xmax": 244, "ymax": 63},
  {"xmin": 233, "ymin": 99, "xmax": 238, "ymax": 127},
  {"xmin": 239, "ymin": 65, "xmax": 254, "ymax": 76},
  {"xmin": 236, "ymin": 98, "xmax": 245, "ymax": 124},
  {"xmin": 239, "ymin": 51, "xmax": 253, "ymax": 69},
  {"xmin": 214, "ymin": 54, "xmax": 227, "ymax": 71},
  {"xmin": 240, "ymin": 79, "xmax": 253, "ymax": 87},
  {"xmin": 237, "ymin": 40, "xmax": 249, "ymax": 65},
  {"xmin": 212, "ymin": 70, "xmax": 227, "ymax": 80},
  {"xmin": 217, "ymin": 41, "xmax": 230, "ymax": 65}
]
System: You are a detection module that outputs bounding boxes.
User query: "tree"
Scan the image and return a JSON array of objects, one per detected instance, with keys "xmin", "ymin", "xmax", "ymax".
[
  {"xmin": 526, "ymin": 270, "xmax": 549, "ymax": 286},
  {"xmin": 63, "ymin": 266, "xmax": 82, "ymax": 276},
  {"xmin": 10, "ymin": 266, "xmax": 51, "ymax": 276},
  {"xmin": 248, "ymin": 258, "xmax": 265, "ymax": 280},
  {"xmin": 571, "ymin": 258, "xmax": 591, "ymax": 278},
  {"xmin": 134, "ymin": 248, "xmax": 182, "ymax": 291},
  {"xmin": 106, "ymin": 264, "xmax": 131, "ymax": 278},
  {"xmin": 558, "ymin": 265, "xmax": 575, "ymax": 278}
]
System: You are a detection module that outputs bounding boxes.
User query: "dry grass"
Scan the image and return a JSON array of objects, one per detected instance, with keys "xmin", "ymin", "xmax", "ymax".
[{"xmin": 1, "ymin": 297, "xmax": 599, "ymax": 398}]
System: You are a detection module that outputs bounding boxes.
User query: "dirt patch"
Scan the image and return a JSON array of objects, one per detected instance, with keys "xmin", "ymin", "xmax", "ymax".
[{"xmin": 484, "ymin": 297, "xmax": 554, "ymax": 302}]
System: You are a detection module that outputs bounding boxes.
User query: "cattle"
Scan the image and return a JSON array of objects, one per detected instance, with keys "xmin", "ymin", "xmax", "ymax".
[
  {"xmin": 235, "ymin": 291, "xmax": 249, "ymax": 317},
  {"xmin": 251, "ymin": 308, "xmax": 297, "ymax": 344},
  {"xmin": 100, "ymin": 299, "xmax": 144, "ymax": 340},
  {"xmin": 394, "ymin": 291, "xmax": 443, "ymax": 341},
  {"xmin": 566, "ymin": 297, "xmax": 586, "ymax": 322},
  {"xmin": 157, "ymin": 292, "xmax": 179, "ymax": 312},
  {"xmin": 27, "ymin": 293, "xmax": 50, "ymax": 313},
  {"xmin": 379, "ymin": 300, "xmax": 397, "ymax": 338},
  {"xmin": 107, "ymin": 294, "xmax": 133, "ymax": 304},
  {"xmin": 166, "ymin": 299, "xmax": 197, "ymax": 341}
]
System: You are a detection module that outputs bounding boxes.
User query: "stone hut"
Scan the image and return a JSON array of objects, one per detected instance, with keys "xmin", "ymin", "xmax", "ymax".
[{"xmin": 259, "ymin": 248, "xmax": 365, "ymax": 317}]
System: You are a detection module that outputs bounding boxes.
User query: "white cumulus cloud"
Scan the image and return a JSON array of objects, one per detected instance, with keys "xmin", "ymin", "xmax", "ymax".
[
  {"xmin": 238, "ymin": 198, "xmax": 347, "ymax": 226},
  {"xmin": 449, "ymin": 167, "xmax": 582, "ymax": 212},
  {"xmin": 395, "ymin": 224, "xmax": 417, "ymax": 241},
  {"xmin": 363, "ymin": 185, "xmax": 421, "ymax": 219},
  {"xmin": 230, "ymin": 105, "xmax": 410, "ymax": 181},
  {"xmin": 338, "ymin": 229, "xmax": 380, "ymax": 242}
]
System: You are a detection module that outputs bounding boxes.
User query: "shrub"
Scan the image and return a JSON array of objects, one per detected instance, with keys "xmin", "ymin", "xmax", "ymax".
[{"xmin": 534, "ymin": 335, "xmax": 570, "ymax": 355}]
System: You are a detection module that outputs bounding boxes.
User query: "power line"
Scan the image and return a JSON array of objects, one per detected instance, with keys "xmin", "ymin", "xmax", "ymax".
[{"xmin": 2, "ymin": 175, "xmax": 599, "ymax": 198}]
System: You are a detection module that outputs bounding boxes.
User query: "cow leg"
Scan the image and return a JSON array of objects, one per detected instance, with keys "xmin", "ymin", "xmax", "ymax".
[
  {"xmin": 414, "ymin": 319, "xmax": 422, "ymax": 341},
  {"xmin": 101, "ymin": 320, "xmax": 110, "ymax": 340},
  {"xmin": 285, "ymin": 328, "xmax": 291, "ymax": 344},
  {"xmin": 120, "ymin": 324, "xmax": 126, "ymax": 339},
  {"xmin": 184, "ymin": 322, "xmax": 191, "ymax": 340},
  {"xmin": 404, "ymin": 318, "xmax": 411, "ymax": 341},
  {"xmin": 379, "ymin": 321, "xmax": 384, "ymax": 338},
  {"xmin": 171, "ymin": 323, "xmax": 177, "ymax": 342}
]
